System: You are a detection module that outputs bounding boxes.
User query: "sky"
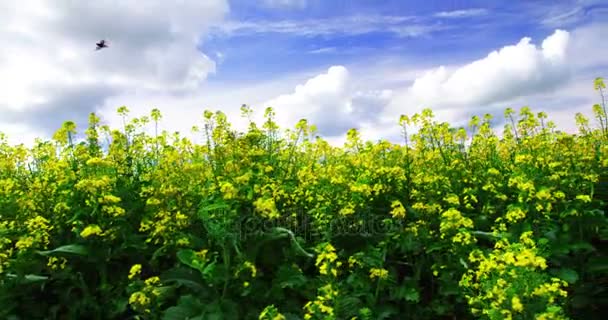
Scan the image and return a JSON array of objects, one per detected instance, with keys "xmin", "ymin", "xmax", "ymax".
[{"xmin": 1, "ymin": 0, "xmax": 607, "ymax": 146}]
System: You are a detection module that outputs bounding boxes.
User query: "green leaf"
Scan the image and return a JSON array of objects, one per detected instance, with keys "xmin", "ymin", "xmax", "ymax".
[
  {"xmin": 200, "ymin": 202, "xmax": 230, "ymax": 213},
  {"xmin": 5, "ymin": 273, "xmax": 49, "ymax": 283},
  {"xmin": 162, "ymin": 306, "xmax": 199, "ymax": 320},
  {"xmin": 425, "ymin": 242, "xmax": 444, "ymax": 253},
  {"xmin": 556, "ymin": 268, "xmax": 579, "ymax": 284},
  {"xmin": 391, "ymin": 285, "xmax": 420, "ymax": 303},
  {"xmin": 37, "ymin": 244, "xmax": 88, "ymax": 256},
  {"xmin": 470, "ymin": 230, "xmax": 502, "ymax": 239},
  {"xmin": 160, "ymin": 267, "xmax": 208, "ymax": 293},
  {"xmin": 150, "ymin": 244, "xmax": 170, "ymax": 264},
  {"xmin": 275, "ymin": 264, "xmax": 307, "ymax": 289},
  {"xmin": 568, "ymin": 242, "xmax": 595, "ymax": 253},
  {"xmin": 459, "ymin": 258, "xmax": 468, "ymax": 269},
  {"xmin": 588, "ymin": 257, "xmax": 608, "ymax": 273},
  {"xmin": 176, "ymin": 249, "xmax": 217, "ymax": 281},
  {"xmin": 201, "ymin": 300, "xmax": 239, "ymax": 320},
  {"xmin": 176, "ymin": 249, "xmax": 200, "ymax": 271},
  {"xmin": 335, "ymin": 296, "xmax": 362, "ymax": 318},
  {"xmin": 376, "ymin": 305, "xmax": 399, "ymax": 319},
  {"xmin": 162, "ymin": 295, "xmax": 204, "ymax": 320},
  {"xmin": 404, "ymin": 287, "xmax": 420, "ymax": 302},
  {"xmin": 108, "ymin": 299, "xmax": 129, "ymax": 318}
]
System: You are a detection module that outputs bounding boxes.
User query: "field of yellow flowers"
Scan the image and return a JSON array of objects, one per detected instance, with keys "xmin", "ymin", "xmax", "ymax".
[{"xmin": 0, "ymin": 78, "xmax": 607, "ymax": 320}]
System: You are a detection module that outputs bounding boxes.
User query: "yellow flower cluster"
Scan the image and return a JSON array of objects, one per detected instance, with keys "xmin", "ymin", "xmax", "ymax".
[
  {"xmin": 460, "ymin": 231, "xmax": 568, "ymax": 318},
  {"xmin": 16, "ymin": 216, "xmax": 53, "ymax": 250},
  {"xmin": 74, "ymin": 175, "xmax": 114, "ymax": 195},
  {"xmin": 531, "ymin": 278, "xmax": 569, "ymax": 303},
  {"xmin": 258, "ymin": 305, "xmax": 286, "ymax": 320},
  {"xmin": 47, "ymin": 256, "xmax": 68, "ymax": 271},
  {"xmin": 315, "ymin": 243, "xmax": 342, "ymax": 277},
  {"xmin": 505, "ymin": 205, "xmax": 527, "ymax": 224},
  {"xmin": 129, "ymin": 264, "xmax": 142, "ymax": 279},
  {"xmin": 254, "ymin": 196, "xmax": 280, "ymax": 219},
  {"xmin": 369, "ymin": 267, "xmax": 389, "ymax": 280},
  {"xmin": 0, "ymin": 100, "xmax": 605, "ymax": 319},
  {"xmin": 439, "ymin": 208, "xmax": 474, "ymax": 238},
  {"xmin": 303, "ymin": 283, "xmax": 338, "ymax": 320},
  {"xmin": 390, "ymin": 200, "xmax": 406, "ymax": 219},
  {"xmin": 236, "ymin": 260, "xmax": 258, "ymax": 278},
  {"xmin": 220, "ymin": 181, "xmax": 239, "ymax": 200},
  {"xmin": 80, "ymin": 224, "xmax": 103, "ymax": 238},
  {"xmin": 128, "ymin": 276, "xmax": 162, "ymax": 314}
]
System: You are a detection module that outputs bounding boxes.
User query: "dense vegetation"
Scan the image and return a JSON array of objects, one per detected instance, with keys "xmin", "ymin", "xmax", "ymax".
[{"xmin": 0, "ymin": 78, "xmax": 607, "ymax": 319}]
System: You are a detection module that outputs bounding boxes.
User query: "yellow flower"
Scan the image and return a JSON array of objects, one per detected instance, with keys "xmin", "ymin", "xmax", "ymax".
[
  {"xmin": 340, "ymin": 203, "xmax": 356, "ymax": 216},
  {"xmin": 99, "ymin": 194, "xmax": 121, "ymax": 204},
  {"xmin": 176, "ymin": 237, "xmax": 190, "ymax": 246},
  {"xmin": 145, "ymin": 276, "xmax": 160, "ymax": 286},
  {"xmin": 196, "ymin": 249, "xmax": 209, "ymax": 260},
  {"xmin": 369, "ymin": 268, "xmax": 388, "ymax": 280},
  {"xmin": 80, "ymin": 224, "xmax": 103, "ymax": 238},
  {"xmin": 575, "ymin": 194, "xmax": 591, "ymax": 203},
  {"xmin": 15, "ymin": 237, "xmax": 34, "ymax": 250},
  {"xmin": 348, "ymin": 256, "xmax": 362, "ymax": 268},
  {"xmin": 315, "ymin": 243, "xmax": 341, "ymax": 277},
  {"xmin": 390, "ymin": 200, "xmax": 406, "ymax": 219},
  {"xmin": 254, "ymin": 196, "xmax": 280, "ymax": 219},
  {"xmin": 47, "ymin": 256, "xmax": 68, "ymax": 270},
  {"xmin": 511, "ymin": 296, "xmax": 523, "ymax": 312},
  {"xmin": 505, "ymin": 206, "xmax": 526, "ymax": 223},
  {"xmin": 444, "ymin": 194, "xmax": 460, "ymax": 206},
  {"xmin": 129, "ymin": 291, "xmax": 150, "ymax": 307},
  {"xmin": 243, "ymin": 261, "xmax": 257, "ymax": 277},
  {"xmin": 129, "ymin": 264, "xmax": 142, "ymax": 279},
  {"xmin": 220, "ymin": 181, "xmax": 238, "ymax": 200}
]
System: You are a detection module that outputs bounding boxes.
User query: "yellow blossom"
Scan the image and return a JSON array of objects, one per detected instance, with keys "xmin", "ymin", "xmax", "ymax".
[
  {"xmin": 80, "ymin": 224, "xmax": 103, "ymax": 238},
  {"xmin": 511, "ymin": 296, "xmax": 523, "ymax": 312},
  {"xmin": 129, "ymin": 264, "xmax": 142, "ymax": 279},
  {"xmin": 369, "ymin": 268, "xmax": 388, "ymax": 280}
]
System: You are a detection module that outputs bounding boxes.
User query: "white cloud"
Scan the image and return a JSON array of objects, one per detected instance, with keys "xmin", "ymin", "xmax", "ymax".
[
  {"xmin": 568, "ymin": 22, "xmax": 608, "ymax": 69},
  {"xmin": 382, "ymin": 29, "xmax": 572, "ymax": 125},
  {"xmin": 538, "ymin": 0, "xmax": 608, "ymax": 28},
  {"xmin": 308, "ymin": 47, "xmax": 337, "ymax": 54},
  {"xmin": 259, "ymin": 66, "xmax": 393, "ymax": 137},
  {"xmin": 0, "ymin": 0, "xmax": 229, "ymax": 144},
  {"xmin": 2, "ymin": 0, "xmax": 607, "ymax": 150},
  {"xmin": 214, "ymin": 15, "xmax": 446, "ymax": 38},
  {"xmin": 262, "ymin": 0, "xmax": 307, "ymax": 9},
  {"xmin": 92, "ymin": 69, "xmax": 323, "ymax": 143},
  {"xmin": 434, "ymin": 8, "xmax": 488, "ymax": 18}
]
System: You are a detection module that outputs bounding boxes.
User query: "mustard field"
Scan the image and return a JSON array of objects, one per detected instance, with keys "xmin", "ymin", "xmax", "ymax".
[{"xmin": 0, "ymin": 79, "xmax": 607, "ymax": 319}]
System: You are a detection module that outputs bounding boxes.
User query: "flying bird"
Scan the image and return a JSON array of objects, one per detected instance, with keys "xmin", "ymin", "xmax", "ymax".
[{"xmin": 95, "ymin": 39, "xmax": 108, "ymax": 50}]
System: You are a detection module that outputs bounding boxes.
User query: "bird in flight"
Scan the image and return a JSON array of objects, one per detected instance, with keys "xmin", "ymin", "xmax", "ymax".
[{"xmin": 95, "ymin": 39, "xmax": 108, "ymax": 50}]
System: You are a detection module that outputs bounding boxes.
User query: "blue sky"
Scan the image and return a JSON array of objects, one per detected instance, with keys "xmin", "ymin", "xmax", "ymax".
[
  {"xmin": 1, "ymin": 0, "xmax": 607, "ymax": 146},
  {"xmin": 201, "ymin": 0, "xmax": 607, "ymax": 83}
]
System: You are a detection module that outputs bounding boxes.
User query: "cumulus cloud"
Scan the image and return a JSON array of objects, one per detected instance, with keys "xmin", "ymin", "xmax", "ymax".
[
  {"xmin": 0, "ymin": 0, "xmax": 228, "ymax": 143},
  {"xmin": 382, "ymin": 29, "xmax": 572, "ymax": 125},
  {"xmin": 2, "ymin": 0, "xmax": 605, "ymax": 149},
  {"xmin": 568, "ymin": 22, "xmax": 608, "ymax": 69},
  {"xmin": 249, "ymin": 27, "xmax": 604, "ymax": 145},
  {"xmin": 259, "ymin": 66, "xmax": 393, "ymax": 137}
]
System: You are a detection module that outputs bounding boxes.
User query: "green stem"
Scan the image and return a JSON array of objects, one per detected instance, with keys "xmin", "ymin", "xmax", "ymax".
[{"xmin": 221, "ymin": 242, "xmax": 230, "ymax": 299}]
